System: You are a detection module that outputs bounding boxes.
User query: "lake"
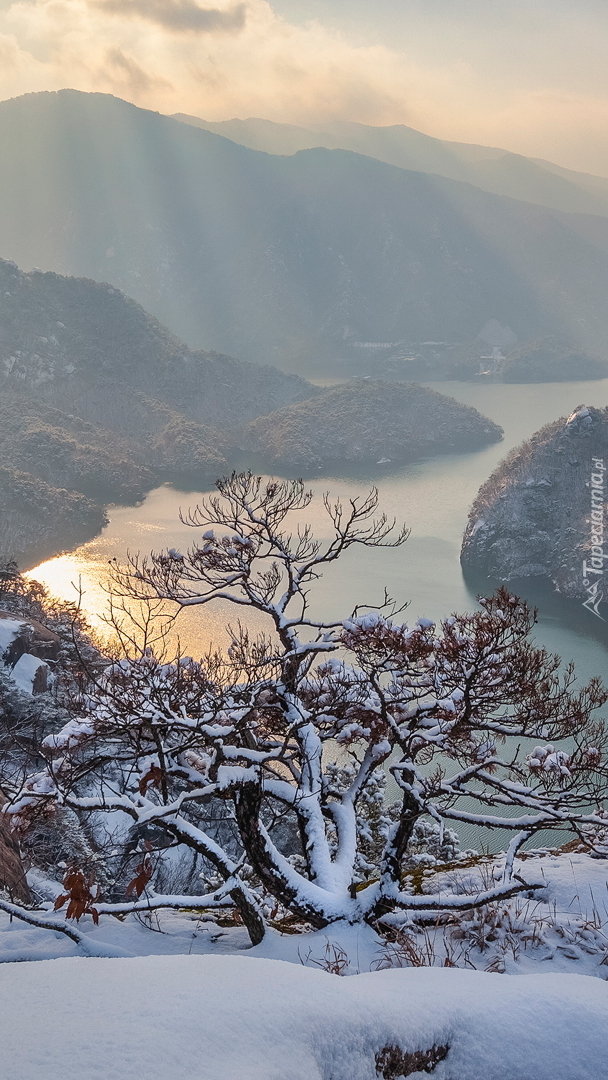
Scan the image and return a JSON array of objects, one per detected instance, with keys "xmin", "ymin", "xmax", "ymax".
[{"xmin": 27, "ymin": 378, "xmax": 608, "ymax": 850}]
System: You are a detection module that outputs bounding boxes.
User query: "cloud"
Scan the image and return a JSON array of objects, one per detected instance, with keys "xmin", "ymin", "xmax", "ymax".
[
  {"xmin": 105, "ymin": 46, "xmax": 172, "ymax": 92},
  {"xmin": 96, "ymin": 0, "xmax": 247, "ymax": 35},
  {"xmin": 0, "ymin": 0, "xmax": 607, "ymax": 176},
  {"xmin": 0, "ymin": 31, "xmax": 21, "ymax": 67},
  {"xmin": 0, "ymin": 0, "xmax": 423, "ymax": 119}
]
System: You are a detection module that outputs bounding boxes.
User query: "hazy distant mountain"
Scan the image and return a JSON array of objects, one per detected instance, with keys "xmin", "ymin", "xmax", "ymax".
[
  {"xmin": 175, "ymin": 113, "xmax": 608, "ymax": 220},
  {"xmin": 498, "ymin": 337, "xmax": 608, "ymax": 383},
  {"xmin": 3, "ymin": 91, "xmax": 608, "ymax": 369}
]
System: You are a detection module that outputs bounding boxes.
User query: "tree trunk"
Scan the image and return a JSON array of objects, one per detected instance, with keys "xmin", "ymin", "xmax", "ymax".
[
  {"xmin": 234, "ymin": 782, "xmax": 329, "ymax": 929},
  {"xmin": 228, "ymin": 883, "xmax": 267, "ymax": 946},
  {"xmin": 372, "ymin": 787, "xmax": 421, "ymax": 921},
  {"xmin": 158, "ymin": 817, "xmax": 267, "ymax": 946},
  {"xmin": 0, "ymin": 788, "xmax": 31, "ymax": 904}
]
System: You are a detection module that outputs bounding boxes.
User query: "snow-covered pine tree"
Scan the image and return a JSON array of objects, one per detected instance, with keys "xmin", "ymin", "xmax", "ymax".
[{"xmin": 5, "ymin": 474, "xmax": 608, "ymax": 947}]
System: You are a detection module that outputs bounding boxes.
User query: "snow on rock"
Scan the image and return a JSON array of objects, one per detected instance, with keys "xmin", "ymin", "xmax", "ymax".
[
  {"xmin": 0, "ymin": 613, "xmax": 21, "ymax": 656},
  {"xmin": 0, "ymin": 612, "xmax": 54, "ymax": 694},
  {"xmin": 8, "ymin": 652, "xmax": 49, "ymax": 695},
  {"xmin": 566, "ymin": 405, "xmax": 591, "ymax": 426},
  {"xmin": 0, "ymin": 953, "xmax": 607, "ymax": 1080},
  {"xmin": 42, "ymin": 718, "xmax": 95, "ymax": 753}
]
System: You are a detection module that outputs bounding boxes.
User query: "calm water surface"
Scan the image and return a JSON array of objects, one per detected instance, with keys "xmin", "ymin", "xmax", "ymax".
[
  {"xmin": 29, "ymin": 379, "xmax": 608, "ymax": 675},
  {"xmin": 28, "ymin": 379, "xmax": 608, "ymax": 848}
]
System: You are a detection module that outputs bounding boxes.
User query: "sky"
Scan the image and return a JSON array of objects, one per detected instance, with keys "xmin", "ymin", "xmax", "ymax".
[{"xmin": 1, "ymin": 0, "xmax": 607, "ymax": 174}]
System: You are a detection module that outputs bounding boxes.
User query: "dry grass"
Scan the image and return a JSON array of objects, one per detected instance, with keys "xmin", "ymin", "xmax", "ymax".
[
  {"xmin": 376, "ymin": 854, "xmax": 608, "ymax": 975},
  {"xmin": 375, "ymin": 1042, "xmax": 450, "ymax": 1078},
  {"xmin": 297, "ymin": 939, "xmax": 351, "ymax": 976}
]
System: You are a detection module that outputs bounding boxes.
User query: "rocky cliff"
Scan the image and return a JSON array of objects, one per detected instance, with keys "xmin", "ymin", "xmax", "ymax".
[
  {"xmin": 461, "ymin": 405, "xmax": 608, "ymax": 612},
  {"xmin": 0, "ymin": 610, "xmax": 60, "ymax": 695},
  {"xmin": 0, "ymin": 785, "xmax": 30, "ymax": 903}
]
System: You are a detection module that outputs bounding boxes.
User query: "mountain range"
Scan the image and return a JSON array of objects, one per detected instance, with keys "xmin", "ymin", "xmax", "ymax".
[
  {"xmin": 2, "ymin": 91, "xmax": 608, "ymax": 371},
  {"xmin": 175, "ymin": 114, "xmax": 608, "ymax": 220}
]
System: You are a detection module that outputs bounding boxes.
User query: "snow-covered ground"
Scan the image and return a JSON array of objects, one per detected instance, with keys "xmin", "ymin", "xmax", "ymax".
[
  {"xmin": 2, "ymin": 851, "xmax": 608, "ymax": 1078},
  {"xmin": 2, "ymin": 954, "xmax": 608, "ymax": 1080},
  {"xmin": 6, "ymin": 850, "xmax": 608, "ymax": 978}
]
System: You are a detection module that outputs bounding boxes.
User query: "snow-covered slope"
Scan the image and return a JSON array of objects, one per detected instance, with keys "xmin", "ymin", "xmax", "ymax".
[
  {"xmin": 2, "ymin": 851, "xmax": 608, "ymax": 1077},
  {"xmin": 1, "ymin": 953, "xmax": 606, "ymax": 1080}
]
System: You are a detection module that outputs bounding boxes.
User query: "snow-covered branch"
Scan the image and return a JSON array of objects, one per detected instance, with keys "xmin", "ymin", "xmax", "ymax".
[{"xmin": 8, "ymin": 474, "xmax": 608, "ymax": 945}]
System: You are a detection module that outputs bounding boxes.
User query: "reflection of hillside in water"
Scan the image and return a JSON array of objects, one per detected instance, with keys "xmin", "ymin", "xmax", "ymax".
[{"xmin": 462, "ymin": 567, "xmax": 608, "ymax": 666}]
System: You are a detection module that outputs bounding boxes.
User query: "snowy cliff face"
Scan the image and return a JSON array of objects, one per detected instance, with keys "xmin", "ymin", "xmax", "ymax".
[{"xmin": 461, "ymin": 405, "xmax": 608, "ymax": 606}]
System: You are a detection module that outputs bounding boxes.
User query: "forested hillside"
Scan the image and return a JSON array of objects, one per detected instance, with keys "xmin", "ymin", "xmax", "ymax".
[
  {"xmin": 0, "ymin": 259, "xmax": 505, "ymax": 564},
  {"xmin": 0, "ymin": 257, "xmax": 312, "ymax": 562},
  {"xmin": 248, "ymin": 380, "xmax": 502, "ymax": 469},
  {"xmin": 0, "ymin": 258, "xmax": 311, "ymax": 430}
]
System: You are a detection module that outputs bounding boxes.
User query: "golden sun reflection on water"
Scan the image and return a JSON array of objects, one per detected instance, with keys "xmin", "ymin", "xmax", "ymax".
[
  {"xmin": 23, "ymin": 380, "xmax": 608, "ymax": 854},
  {"xmin": 25, "ymin": 548, "xmax": 113, "ymax": 634},
  {"xmin": 25, "ymin": 474, "xmax": 421, "ymax": 659},
  {"xmin": 25, "ymin": 485, "xmax": 267, "ymax": 657}
]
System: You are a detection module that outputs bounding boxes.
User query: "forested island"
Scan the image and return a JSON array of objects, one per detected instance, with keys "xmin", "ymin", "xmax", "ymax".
[{"xmin": 248, "ymin": 379, "xmax": 503, "ymax": 470}]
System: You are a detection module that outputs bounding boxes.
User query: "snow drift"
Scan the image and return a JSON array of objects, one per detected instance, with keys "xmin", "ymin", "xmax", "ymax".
[{"xmin": 1, "ymin": 953, "xmax": 606, "ymax": 1080}]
